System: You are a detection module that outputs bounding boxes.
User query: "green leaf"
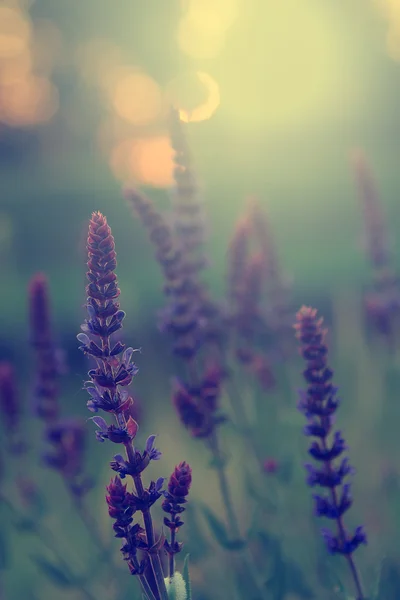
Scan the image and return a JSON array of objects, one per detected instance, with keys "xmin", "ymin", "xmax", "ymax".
[
  {"xmin": 31, "ymin": 555, "xmax": 73, "ymax": 588},
  {"xmin": 165, "ymin": 573, "xmax": 187, "ymax": 600},
  {"xmin": 201, "ymin": 506, "xmax": 246, "ymax": 551},
  {"xmin": 182, "ymin": 554, "xmax": 192, "ymax": 600}
]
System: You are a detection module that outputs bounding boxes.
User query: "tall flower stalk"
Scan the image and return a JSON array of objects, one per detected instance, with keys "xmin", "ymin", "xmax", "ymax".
[
  {"xmin": 125, "ymin": 181, "xmax": 263, "ymax": 596},
  {"xmin": 351, "ymin": 149, "xmax": 400, "ymax": 346},
  {"xmin": 294, "ymin": 306, "xmax": 366, "ymax": 600},
  {"xmin": 78, "ymin": 211, "xmax": 169, "ymax": 600}
]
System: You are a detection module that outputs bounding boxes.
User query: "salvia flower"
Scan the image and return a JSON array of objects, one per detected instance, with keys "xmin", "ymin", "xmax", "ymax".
[
  {"xmin": 79, "ymin": 212, "xmax": 169, "ymax": 600},
  {"xmin": 294, "ymin": 306, "xmax": 366, "ymax": 599},
  {"xmin": 162, "ymin": 462, "xmax": 192, "ymax": 577},
  {"xmin": 28, "ymin": 273, "xmax": 61, "ymax": 422},
  {"xmin": 106, "ymin": 475, "xmax": 147, "ymax": 575},
  {"xmin": 44, "ymin": 418, "xmax": 91, "ymax": 496},
  {"xmin": 169, "ymin": 107, "xmax": 207, "ymax": 279},
  {"xmin": 351, "ymin": 150, "xmax": 400, "ymax": 346},
  {"xmin": 125, "ymin": 188, "xmax": 203, "ymax": 361},
  {"xmin": 172, "ymin": 365, "xmax": 226, "ymax": 439}
]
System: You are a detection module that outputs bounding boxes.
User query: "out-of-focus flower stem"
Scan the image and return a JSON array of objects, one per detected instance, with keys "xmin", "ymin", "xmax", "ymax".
[{"xmin": 186, "ymin": 357, "xmax": 264, "ymax": 598}]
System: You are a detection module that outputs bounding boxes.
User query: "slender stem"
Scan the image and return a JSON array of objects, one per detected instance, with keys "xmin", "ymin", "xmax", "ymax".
[
  {"xmin": 331, "ymin": 487, "xmax": 365, "ymax": 600},
  {"xmin": 99, "ymin": 309, "xmax": 168, "ymax": 600},
  {"xmin": 225, "ymin": 379, "xmax": 264, "ymax": 467},
  {"xmin": 169, "ymin": 527, "xmax": 176, "ymax": 578},
  {"xmin": 207, "ymin": 431, "xmax": 265, "ymax": 600},
  {"xmin": 207, "ymin": 430, "xmax": 241, "ymax": 538},
  {"xmin": 120, "ymin": 434, "xmax": 168, "ymax": 600},
  {"xmin": 138, "ymin": 573, "xmax": 158, "ymax": 600}
]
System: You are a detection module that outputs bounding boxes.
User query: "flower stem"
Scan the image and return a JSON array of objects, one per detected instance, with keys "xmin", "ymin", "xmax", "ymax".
[
  {"xmin": 120, "ymin": 438, "xmax": 168, "ymax": 600},
  {"xmin": 168, "ymin": 527, "xmax": 176, "ymax": 578},
  {"xmin": 207, "ymin": 431, "xmax": 265, "ymax": 600}
]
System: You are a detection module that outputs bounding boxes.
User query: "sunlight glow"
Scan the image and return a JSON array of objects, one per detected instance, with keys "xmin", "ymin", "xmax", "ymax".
[
  {"xmin": 111, "ymin": 69, "xmax": 163, "ymax": 126},
  {"xmin": 0, "ymin": 5, "xmax": 31, "ymax": 58},
  {"xmin": 178, "ymin": 0, "xmax": 239, "ymax": 58},
  {"xmin": 221, "ymin": 0, "xmax": 346, "ymax": 129},
  {"xmin": 110, "ymin": 136, "xmax": 174, "ymax": 187},
  {"xmin": 376, "ymin": 0, "xmax": 400, "ymax": 60},
  {"xmin": 0, "ymin": 75, "xmax": 59, "ymax": 125},
  {"xmin": 166, "ymin": 71, "xmax": 220, "ymax": 122}
]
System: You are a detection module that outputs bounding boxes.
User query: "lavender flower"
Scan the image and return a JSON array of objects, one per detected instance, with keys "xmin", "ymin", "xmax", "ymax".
[
  {"xmin": 78, "ymin": 211, "xmax": 168, "ymax": 600},
  {"xmin": 106, "ymin": 476, "xmax": 145, "ymax": 573},
  {"xmin": 227, "ymin": 215, "xmax": 251, "ymax": 304},
  {"xmin": 44, "ymin": 418, "xmax": 91, "ymax": 497},
  {"xmin": 28, "ymin": 273, "xmax": 60, "ymax": 422},
  {"xmin": 169, "ymin": 107, "xmax": 207, "ymax": 279},
  {"xmin": 162, "ymin": 462, "xmax": 192, "ymax": 578},
  {"xmin": 125, "ymin": 188, "xmax": 202, "ymax": 360},
  {"xmin": 294, "ymin": 306, "xmax": 366, "ymax": 599},
  {"xmin": 351, "ymin": 149, "xmax": 400, "ymax": 346},
  {"xmin": 351, "ymin": 149, "xmax": 391, "ymax": 268},
  {"xmin": 29, "ymin": 273, "xmax": 92, "ymax": 498},
  {"xmin": 173, "ymin": 364, "xmax": 226, "ymax": 439}
]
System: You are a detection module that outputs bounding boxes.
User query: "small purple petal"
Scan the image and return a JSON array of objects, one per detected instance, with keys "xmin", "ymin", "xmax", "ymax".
[{"xmin": 90, "ymin": 416, "xmax": 108, "ymax": 431}]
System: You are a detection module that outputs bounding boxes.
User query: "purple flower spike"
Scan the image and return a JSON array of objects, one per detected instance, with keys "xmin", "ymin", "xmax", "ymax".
[
  {"xmin": 162, "ymin": 461, "xmax": 192, "ymax": 577},
  {"xmin": 294, "ymin": 306, "xmax": 366, "ymax": 600}
]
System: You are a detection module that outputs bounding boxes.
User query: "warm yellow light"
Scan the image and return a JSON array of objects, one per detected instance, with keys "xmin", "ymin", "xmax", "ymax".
[
  {"xmin": 177, "ymin": 0, "xmax": 239, "ymax": 59},
  {"xmin": 111, "ymin": 69, "xmax": 163, "ymax": 126},
  {"xmin": 0, "ymin": 50, "xmax": 31, "ymax": 85},
  {"xmin": 110, "ymin": 136, "xmax": 174, "ymax": 187},
  {"xmin": 376, "ymin": 0, "xmax": 400, "ymax": 60},
  {"xmin": 222, "ymin": 0, "xmax": 346, "ymax": 129},
  {"xmin": 177, "ymin": 15, "xmax": 226, "ymax": 59},
  {"xmin": 166, "ymin": 71, "xmax": 220, "ymax": 123},
  {"xmin": 0, "ymin": 6, "xmax": 31, "ymax": 58},
  {"xmin": 0, "ymin": 75, "xmax": 59, "ymax": 126},
  {"xmin": 183, "ymin": 0, "xmax": 239, "ymax": 32}
]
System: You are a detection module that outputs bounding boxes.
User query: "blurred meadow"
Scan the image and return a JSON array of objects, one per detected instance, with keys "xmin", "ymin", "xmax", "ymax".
[{"xmin": 2, "ymin": 0, "xmax": 400, "ymax": 599}]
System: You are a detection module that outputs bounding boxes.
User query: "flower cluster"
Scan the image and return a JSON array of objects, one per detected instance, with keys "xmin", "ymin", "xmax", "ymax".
[
  {"xmin": 169, "ymin": 107, "xmax": 207, "ymax": 282},
  {"xmin": 294, "ymin": 306, "xmax": 367, "ymax": 557},
  {"xmin": 173, "ymin": 364, "xmax": 226, "ymax": 438},
  {"xmin": 125, "ymin": 189, "xmax": 201, "ymax": 361},
  {"xmin": 162, "ymin": 462, "xmax": 192, "ymax": 577},
  {"xmin": 29, "ymin": 273, "xmax": 90, "ymax": 494},
  {"xmin": 43, "ymin": 418, "xmax": 91, "ymax": 496},
  {"xmin": 106, "ymin": 475, "xmax": 147, "ymax": 576},
  {"xmin": 28, "ymin": 273, "xmax": 61, "ymax": 422},
  {"xmin": 351, "ymin": 149, "xmax": 400, "ymax": 346}
]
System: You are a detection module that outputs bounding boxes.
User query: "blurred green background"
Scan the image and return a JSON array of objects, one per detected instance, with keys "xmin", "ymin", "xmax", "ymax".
[{"xmin": 2, "ymin": 0, "xmax": 400, "ymax": 598}]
